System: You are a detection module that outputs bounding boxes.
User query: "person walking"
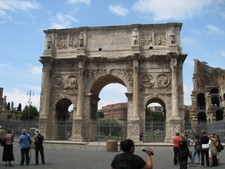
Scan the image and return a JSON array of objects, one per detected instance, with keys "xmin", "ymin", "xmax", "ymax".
[
  {"xmin": 19, "ymin": 129, "xmax": 32, "ymax": 166},
  {"xmin": 111, "ymin": 139, "xmax": 153, "ymax": 169},
  {"xmin": 33, "ymin": 129, "xmax": 45, "ymax": 165},
  {"xmin": 200, "ymin": 130, "xmax": 210, "ymax": 167},
  {"xmin": 173, "ymin": 132, "xmax": 181, "ymax": 165},
  {"xmin": 192, "ymin": 135, "xmax": 201, "ymax": 164},
  {"xmin": 179, "ymin": 133, "xmax": 189, "ymax": 169},
  {"xmin": 2, "ymin": 128, "xmax": 14, "ymax": 166}
]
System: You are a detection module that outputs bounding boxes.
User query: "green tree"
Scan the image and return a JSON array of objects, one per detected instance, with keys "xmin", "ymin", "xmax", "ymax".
[
  {"xmin": 145, "ymin": 109, "xmax": 165, "ymax": 121},
  {"xmin": 20, "ymin": 105, "xmax": 39, "ymax": 120},
  {"xmin": 97, "ymin": 111, "xmax": 104, "ymax": 119}
]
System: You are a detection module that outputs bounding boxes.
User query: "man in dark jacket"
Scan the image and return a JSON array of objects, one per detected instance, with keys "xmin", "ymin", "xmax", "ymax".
[{"xmin": 34, "ymin": 129, "xmax": 45, "ymax": 165}]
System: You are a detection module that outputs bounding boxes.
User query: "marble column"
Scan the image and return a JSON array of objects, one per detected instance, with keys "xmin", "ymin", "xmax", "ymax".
[
  {"xmin": 132, "ymin": 59, "xmax": 139, "ymax": 119},
  {"xmin": 170, "ymin": 57, "xmax": 179, "ymax": 118},
  {"xmin": 40, "ymin": 60, "xmax": 52, "ymax": 119},
  {"xmin": 75, "ymin": 61, "xmax": 84, "ymax": 119}
]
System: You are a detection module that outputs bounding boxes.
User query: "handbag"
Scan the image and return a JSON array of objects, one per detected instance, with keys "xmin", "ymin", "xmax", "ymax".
[
  {"xmin": 217, "ymin": 144, "xmax": 224, "ymax": 152},
  {"xmin": 202, "ymin": 143, "xmax": 209, "ymax": 149},
  {"xmin": 1, "ymin": 139, "xmax": 6, "ymax": 146}
]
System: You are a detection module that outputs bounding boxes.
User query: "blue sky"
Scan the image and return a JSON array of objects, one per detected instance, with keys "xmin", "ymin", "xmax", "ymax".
[{"xmin": 0, "ymin": 0, "xmax": 225, "ymax": 110}]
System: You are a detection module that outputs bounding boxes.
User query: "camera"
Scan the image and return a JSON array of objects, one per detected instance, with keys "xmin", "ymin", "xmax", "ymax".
[{"xmin": 142, "ymin": 148, "xmax": 154, "ymax": 155}]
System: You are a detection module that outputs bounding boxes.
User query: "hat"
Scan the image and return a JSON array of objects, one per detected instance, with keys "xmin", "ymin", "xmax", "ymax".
[{"xmin": 35, "ymin": 129, "xmax": 40, "ymax": 135}]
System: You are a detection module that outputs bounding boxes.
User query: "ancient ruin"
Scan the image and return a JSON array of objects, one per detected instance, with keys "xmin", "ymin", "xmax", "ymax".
[
  {"xmin": 190, "ymin": 59, "xmax": 225, "ymax": 128},
  {"xmin": 39, "ymin": 23, "xmax": 187, "ymax": 142}
]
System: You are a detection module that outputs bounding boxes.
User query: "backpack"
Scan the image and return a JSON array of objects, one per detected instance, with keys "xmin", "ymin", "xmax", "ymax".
[{"xmin": 116, "ymin": 154, "xmax": 134, "ymax": 169}]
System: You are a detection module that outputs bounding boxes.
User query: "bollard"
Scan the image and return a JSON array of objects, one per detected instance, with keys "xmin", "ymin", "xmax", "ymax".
[{"xmin": 106, "ymin": 139, "xmax": 118, "ymax": 152}]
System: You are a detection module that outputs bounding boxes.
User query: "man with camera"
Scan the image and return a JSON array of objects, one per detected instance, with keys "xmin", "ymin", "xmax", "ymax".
[{"xmin": 111, "ymin": 139, "xmax": 153, "ymax": 169}]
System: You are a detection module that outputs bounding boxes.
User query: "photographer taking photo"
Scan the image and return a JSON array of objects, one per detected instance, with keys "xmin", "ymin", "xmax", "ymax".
[{"xmin": 111, "ymin": 139, "xmax": 153, "ymax": 169}]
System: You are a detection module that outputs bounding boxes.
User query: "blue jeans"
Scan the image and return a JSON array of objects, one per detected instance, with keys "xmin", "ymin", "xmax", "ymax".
[{"xmin": 192, "ymin": 148, "xmax": 201, "ymax": 163}]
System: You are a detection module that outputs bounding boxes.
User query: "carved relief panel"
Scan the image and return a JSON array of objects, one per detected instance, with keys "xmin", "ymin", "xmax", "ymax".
[
  {"xmin": 140, "ymin": 29, "xmax": 153, "ymax": 47},
  {"xmin": 141, "ymin": 73, "xmax": 170, "ymax": 88},
  {"xmin": 154, "ymin": 29, "xmax": 167, "ymax": 46},
  {"xmin": 52, "ymin": 74, "xmax": 78, "ymax": 89},
  {"xmin": 57, "ymin": 33, "xmax": 68, "ymax": 50}
]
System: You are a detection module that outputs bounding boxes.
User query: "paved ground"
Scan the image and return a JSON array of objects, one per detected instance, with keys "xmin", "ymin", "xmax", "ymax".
[{"xmin": 0, "ymin": 142, "xmax": 224, "ymax": 169}]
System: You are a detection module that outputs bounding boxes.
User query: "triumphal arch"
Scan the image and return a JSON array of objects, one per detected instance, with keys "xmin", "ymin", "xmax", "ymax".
[{"xmin": 39, "ymin": 23, "xmax": 187, "ymax": 142}]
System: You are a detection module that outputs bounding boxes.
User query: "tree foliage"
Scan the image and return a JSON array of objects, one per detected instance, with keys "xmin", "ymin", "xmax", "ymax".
[
  {"xmin": 20, "ymin": 105, "xmax": 39, "ymax": 120},
  {"xmin": 17, "ymin": 103, "xmax": 22, "ymax": 111},
  {"xmin": 145, "ymin": 109, "xmax": 165, "ymax": 121},
  {"xmin": 97, "ymin": 119, "xmax": 122, "ymax": 136},
  {"xmin": 97, "ymin": 111, "xmax": 104, "ymax": 119}
]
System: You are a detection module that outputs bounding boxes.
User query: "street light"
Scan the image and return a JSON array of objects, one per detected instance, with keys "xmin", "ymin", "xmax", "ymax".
[{"xmin": 27, "ymin": 90, "xmax": 34, "ymax": 129}]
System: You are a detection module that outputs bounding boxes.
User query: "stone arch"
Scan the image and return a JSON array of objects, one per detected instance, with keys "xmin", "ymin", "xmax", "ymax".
[
  {"xmin": 216, "ymin": 109, "xmax": 224, "ymax": 121},
  {"xmin": 53, "ymin": 97, "xmax": 74, "ymax": 140},
  {"xmin": 89, "ymin": 74, "xmax": 127, "ymax": 119},
  {"xmin": 145, "ymin": 97, "xmax": 166, "ymax": 114},
  {"xmin": 197, "ymin": 112, "xmax": 206, "ymax": 123},
  {"xmin": 211, "ymin": 96, "xmax": 220, "ymax": 107},
  {"xmin": 144, "ymin": 97, "xmax": 166, "ymax": 142},
  {"xmin": 197, "ymin": 93, "xmax": 205, "ymax": 109}
]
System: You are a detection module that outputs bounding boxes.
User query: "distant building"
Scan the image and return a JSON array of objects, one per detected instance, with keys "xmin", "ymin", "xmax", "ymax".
[
  {"xmin": 0, "ymin": 87, "xmax": 4, "ymax": 111},
  {"xmin": 0, "ymin": 87, "xmax": 19, "ymax": 120},
  {"xmin": 147, "ymin": 106, "xmax": 163, "ymax": 112},
  {"xmin": 101, "ymin": 103, "xmax": 127, "ymax": 120},
  {"xmin": 190, "ymin": 59, "xmax": 225, "ymax": 128}
]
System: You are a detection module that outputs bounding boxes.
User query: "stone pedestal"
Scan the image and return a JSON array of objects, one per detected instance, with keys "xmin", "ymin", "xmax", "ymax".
[
  {"xmin": 164, "ymin": 118, "xmax": 183, "ymax": 143},
  {"xmin": 106, "ymin": 139, "xmax": 118, "ymax": 152}
]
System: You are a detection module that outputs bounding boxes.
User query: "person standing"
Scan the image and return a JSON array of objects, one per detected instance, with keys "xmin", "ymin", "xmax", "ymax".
[
  {"xmin": 33, "ymin": 129, "xmax": 45, "ymax": 165},
  {"xmin": 2, "ymin": 128, "xmax": 14, "ymax": 166},
  {"xmin": 200, "ymin": 130, "xmax": 210, "ymax": 167},
  {"xmin": 173, "ymin": 132, "xmax": 181, "ymax": 165},
  {"xmin": 179, "ymin": 133, "xmax": 189, "ymax": 169},
  {"xmin": 139, "ymin": 132, "xmax": 144, "ymax": 146},
  {"xmin": 209, "ymin": 134, "xmax": 218, "ymax": 166},
  {"xmin": 111, "ymin": 139, "xmax": 153, "ymax": 169},
  {"xmin": 192, "ymin": 135, "xmax": 201, "ymax": 164},
  {"xmin": 19, "ymin": 129, "xmax": 32, "ymax": 166}
]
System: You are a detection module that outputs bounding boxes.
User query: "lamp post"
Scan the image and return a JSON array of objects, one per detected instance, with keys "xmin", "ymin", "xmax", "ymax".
[{"xmin": 27, "ymin": 90, "xmax": 34, "ymax": 129}]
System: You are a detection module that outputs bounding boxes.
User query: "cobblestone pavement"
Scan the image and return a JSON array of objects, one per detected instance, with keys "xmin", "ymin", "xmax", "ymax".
[{"xmin": 0, "ymin": 143, "xmax": 224, "ymax": 169}]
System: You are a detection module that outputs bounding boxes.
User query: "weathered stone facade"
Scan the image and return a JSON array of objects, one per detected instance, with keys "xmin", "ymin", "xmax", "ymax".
[
  {"xmin": 190, "ymin": 59, "xmax": 225, "ymax": 128},
  {"xmin": 101, "ymin": 103, "xmax": 127, "ymax": 120},
  {"xmin": 39, "ymin": 23, "xmax": 187, "ymax": 142}
]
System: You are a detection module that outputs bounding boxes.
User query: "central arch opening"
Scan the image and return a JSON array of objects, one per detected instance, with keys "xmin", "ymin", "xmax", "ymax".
[{"xmin": 90, "ymin": 74, "xmax": 128, "ymax": 141}]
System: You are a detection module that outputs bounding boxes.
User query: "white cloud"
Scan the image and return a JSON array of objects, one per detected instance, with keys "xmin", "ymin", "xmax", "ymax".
[
  {"xmin": 108, "ymin": 4, "xmax": 129, "ymax": 16},
  {"xmin": 0, "ymin": 0, "xmax": 39, "ymax": 21},
  {"xmin": 28, "ymin": 64, "xmax": 42, "ymax": 75},
  {"xmin": 4, "ymin": 88, "xmax": 40, "ymax": 110},
  {"xmin": 183, "ymin": 85, "xmax": 192, "ymax": 105},
  {"xmin": 206, "ymin": 25, "xmax": 224, "ymax": 34},
  {"xmin": 182, "ymin": 37, "xmax": 198, "ymax": 44},
  {"xmin": 50, "ymin": 13, "xmax": 79, "ymax": 29},
  {"xmin": 221, "ymin": 51, "xmax": 225, "ymax": 57},
  {"xmin": 132, "ymin": 0, "xmax": 213, "ymax": 21},
  {"xmin": 67, "ymin": 0, "xmax": 90, "ymax": 6},
  {"xmin": 98, "ymin": 84, "xmax": 127, "ymax": 109}
]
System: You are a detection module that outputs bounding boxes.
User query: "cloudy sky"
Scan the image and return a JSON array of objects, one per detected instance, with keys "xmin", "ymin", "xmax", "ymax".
[{"xmin": 0, "ymin": 0, "xmax": 225, "ymax": 110}]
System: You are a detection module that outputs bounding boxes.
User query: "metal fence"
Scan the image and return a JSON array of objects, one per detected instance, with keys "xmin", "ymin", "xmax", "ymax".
[
  {"xmin": 196, "ymin": 120, "xmax": 225, "ymax": 143},
  {"xmin": 0, "ymin": 120, "xmax": 39, "ymax": 139},
  {"xmin": 1, "ymin": 119, "xmax": 224, "ymax": 143}
]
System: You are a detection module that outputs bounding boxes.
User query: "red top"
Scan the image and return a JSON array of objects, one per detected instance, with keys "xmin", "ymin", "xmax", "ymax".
[{"xmin": 173, "ymin": 136, "xmax": 181, "ymax": 147}]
